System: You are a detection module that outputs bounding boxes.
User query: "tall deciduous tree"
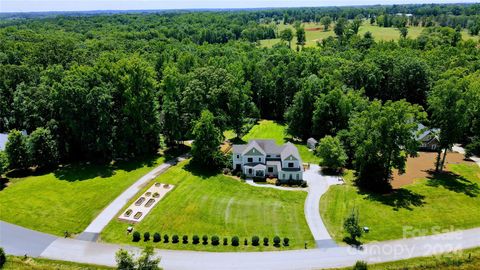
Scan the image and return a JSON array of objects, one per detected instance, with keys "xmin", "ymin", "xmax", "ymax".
[
  {"xmin": 191, "ymin": 110, "xmax": 222, "ymax": 167},
  {"xmin": 279, "ymin": 28, "xmax": 294, "ymax": 47},
  {"xmin": 5, "ymin": 130, "xmax": 29, "ymax": 170},
  {"xmin": 27, "ymin": 127, "xmax": 59, "ymax": 168},
  {"xmin": 334, "ymin": 18, "xmax": 348, "ymax": 38},
  {"xmin": 316, "ymin": 135, "xmax": 347, "ymax": 172},
  {"xmin": 349, "ymin": 100, "xmax": 426, "ymax": 192},
  {"xmin": 320, "ymin": 16, "xmax": 332, "ymax": 31},
  {"xmin": 428, "ymin": 77, "xmax": 466, "ymax": 172},
  {"xmin": 160, "ymin": 65, "xmax": 183, "ymax": 146},
  {"xmin": 0, "ymin": 151, "xmax": 8, "ymax": 176},
  {"xmin": 295, "ymin": 27, "xmax": 306, "ymax": 46}
]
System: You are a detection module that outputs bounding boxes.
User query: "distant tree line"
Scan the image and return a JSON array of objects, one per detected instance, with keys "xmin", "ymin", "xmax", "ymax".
[{"xmin": 0, "ymin": 5, "xmax": 479, "ymax": 192}]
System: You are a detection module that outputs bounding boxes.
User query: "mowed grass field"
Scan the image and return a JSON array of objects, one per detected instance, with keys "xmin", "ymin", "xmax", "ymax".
[
  {"xmin": 334, "ymin": 247, "xmax": 480, "ymax": 270},
  {"xmin": 0, "ymin": 156, "xmax": 165, "ymax": 236},
  {"xmin": 260, "ymin": 22, "xmax": 479, "ymax": 48},
  {"xmin": 3, "ymin": 256, "xmax": 112, "ymax": 270},
  {"xmin": 320, "ymin": 164, "xmax": 480, "ymax": 244},
  {"xmin": 242, "ymin": 120, "xmax": 320, "ymax": 164},
  {"xmin": 101, "ymin": 161, "xmax": 313, "ymax": 251}
]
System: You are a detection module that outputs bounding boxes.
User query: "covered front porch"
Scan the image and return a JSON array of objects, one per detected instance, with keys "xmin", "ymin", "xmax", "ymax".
[{"xmin": 244, "ymin": 163, "xmax": 266, "ymax": 178}]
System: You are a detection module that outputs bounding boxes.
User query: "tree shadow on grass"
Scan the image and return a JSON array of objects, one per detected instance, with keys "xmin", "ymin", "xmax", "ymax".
[
  {"xmin": 0, "ymin": 177, "xmax": 9, "ymax": 191},
  {"xmin": 362, "ymin": 188, "xmax": 426, "ymax": 211},
  {"xmin": 426, "ymin": 170, "xmax": 479, "ymax": 197},
  {"xmin": 184, "ymin": 161, "xmax": 219, "ymax": 179},
  {"xmin": 343, "ymin": 236, "xmax": 363, "ymax": 249}
]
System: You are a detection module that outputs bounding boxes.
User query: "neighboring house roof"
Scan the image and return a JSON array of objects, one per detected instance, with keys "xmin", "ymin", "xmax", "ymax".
[
  {"xmin": 416, "ymin": 124, "xmax": 440, "ymax": 142},
  {"xmin": 281, "ymin": 142, "xmax": 301, "ymax": 161},
  {"xmin": 0, "ymin": 133, "xmax": 8, "ymax": 151}
]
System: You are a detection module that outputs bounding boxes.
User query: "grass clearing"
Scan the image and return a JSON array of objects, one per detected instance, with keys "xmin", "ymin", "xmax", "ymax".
[
  {"xmin": 334, "ymin": 247, "xmax": 480, "ymax": 270},
  {"xmin": 101, "ymin": 161, "xmax": 313, "ymax": 251},
  {"xmin": 0, "ymin": 156, "xmax": 165, "ymax": 236},
  {"xmin": 3, "ymin": 256, "xmax": 112, "ymax": 270},
  {"xmin": 260, "ymin": 22, "xmax": 479, "ymax": 48},
  {"xmin": 242, "ymin": 120, "xmax": 320, "ymax": 164},
  {"xmin": 320, "ymin": 164, "xmax": 480, "ymax": 244}
]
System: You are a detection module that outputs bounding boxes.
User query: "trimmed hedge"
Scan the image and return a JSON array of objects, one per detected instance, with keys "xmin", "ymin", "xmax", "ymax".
[
  {"xmin": 172, "ymin": 235, "xmax": 179, "ymax": 243},
  {"xmin": 132, "ymin": 231, "xmax": 141, "ymax": 242},
  {"xmin": 252, "ymin": 236, "xmax": 260, "ymax": 246},
  {"xmin": 223, "ymin": 237, "xmax": 228, "ymax": 245},
  {"xmin": 153, "ymin": 232, "xmax": 161, "ymax": 242},
  {"xmin": 202, "ymin": 235, "xmax": 208, "ymax": 245},
  {"xmin": 143, "ymin": 232, "xmax": 150, "ymax": 241},
  {"xmin": 263, "ymin": 237, "xmax": 269, "ymax": 246},
  {"xmin": 283, "ymin": 237, "xmax": 290, "ymax": 246},
  {"xmin": 163, "ymin": 234, "xmax": 169, "ymax": 243},
  {"xmin": 192, "ymin": 235, "xmax": 200, "ymax": 245},
  {"xmin": 273, "ymin": 236, "xmax": 281, "ymax": 247},
  {"xmin": 211, "ymin": 235, "xmax": 220, "ymax": 246},
  {"xmin": 231, "ymin": 236, "xmax": 239, "ymax": 246},
  {"xmin": 182, "ymin": 235, "xmax": 188, "ymax": 244}
]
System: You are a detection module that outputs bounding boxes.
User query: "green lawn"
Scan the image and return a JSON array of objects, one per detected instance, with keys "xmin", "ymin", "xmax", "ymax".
[
  {"xmin": 3, "ymin": 256, "xmax": 112, "ymax": 270},
  {"xmin": 320, "ymin": 164, "xmax": 480, "ymax": 244},
  {"xmin": 260, "ymin": 22, "xmax": 479, "ymax": 48},
  {"xmin": 0, "ymin": 156, "xmax": 165, "ymax": 236},
  {"xmin": 335, "ymin": 247, "xmax": 480, "ymax": 270},
  {"xmin": 242, "ymin": 120, "xmax": 320, "ymax": 164},
  {"xmin": 101, "ymin": 161, "xmax": 313, "ymax": 251}
]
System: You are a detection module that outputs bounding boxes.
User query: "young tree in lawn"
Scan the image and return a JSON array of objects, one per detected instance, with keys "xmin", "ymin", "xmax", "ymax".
[
  {"xmin": 27, "ymin": 127, "xmax": 59, "ymax": 168},
  {"xmin": 280, "ymin": 28, "xmax": 294, "ymax": 47},
  {"xmin": 349, "ymin": 100, "xmax": 426, "ymax": 192},
  {"xmin": 316, "ymin": 136, "xmax": 347, "ymax": 173},
  {"xmin": 320, "ymin": 16, "xmax": 332, "ymax": 31},
  {"xmin": 5, "ymin": 130, "xmax": 29, "ymax": 170},
  {"xmin": 398, "ymin": 27, "xmax": 408, "ymax": 39},
  {"xmin": 428, "ymin": 77, "xmax": 467, "ymax": 172},
  {"xmin": 350, "ymin": 16, "xmax": 363, "ymax": 34},
  {"xmin": 115, "ymin": 249, "xmax": 135, "ymax": 270},
  {"xmin": 136, "ymin": 246, "xmax": 161, "ymax": 270},
  {"xmin": 343, "ymin": 209, "xmax": 362, "ymax": 243},
  {"xmin": 191, "ymin": 110, "xmax": 222, "ymax": 167},
  {"xmin": 295, "ymin": 27, "xmax": 306, "ymax": 46}
]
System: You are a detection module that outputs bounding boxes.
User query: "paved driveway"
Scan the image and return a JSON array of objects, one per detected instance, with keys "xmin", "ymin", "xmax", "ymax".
[
  {"xmin": 77, "ymin": 155, "xmax": 187, "ymax": 241},
  {"xmin": 0, "ymin": 220, "xmax": 476, "ymax": 270},
  {"xmin": 0, "ymin": 221, "xmax": 56, "ymax": 256},
  {"xmin": 303, "ymin": 165, "xmax": 343, "ymax": 248}
]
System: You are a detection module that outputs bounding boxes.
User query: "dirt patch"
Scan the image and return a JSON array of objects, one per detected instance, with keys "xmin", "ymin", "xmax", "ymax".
[
  {"xmin": 305, "ymin": 27, "xmax": 322, "ymax": 31},
  {"xmin": 391, "ymin": 151, "xmax": 474, "ymax": 188}
]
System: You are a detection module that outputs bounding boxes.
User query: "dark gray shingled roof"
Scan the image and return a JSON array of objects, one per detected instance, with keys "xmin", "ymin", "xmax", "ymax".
[{"xmin": 281, "ymin": 142, "xmax": 301, "ymax": 161}]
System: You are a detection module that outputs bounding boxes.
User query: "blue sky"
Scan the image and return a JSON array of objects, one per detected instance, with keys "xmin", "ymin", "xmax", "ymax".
[{"xmin": 1, "ymin": 0, "xmax": 479, "ymax": 13}]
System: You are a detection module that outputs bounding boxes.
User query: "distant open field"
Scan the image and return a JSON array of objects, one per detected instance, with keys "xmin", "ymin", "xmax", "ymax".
[{"xmin": 260, "ymin": 22, "xmax": 479, "ymax": 48}]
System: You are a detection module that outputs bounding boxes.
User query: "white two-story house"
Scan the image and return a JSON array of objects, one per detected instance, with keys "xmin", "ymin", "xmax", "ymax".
[{"xmin": 232, "ymin": 140, "xmax": 303, "ymax": 181}]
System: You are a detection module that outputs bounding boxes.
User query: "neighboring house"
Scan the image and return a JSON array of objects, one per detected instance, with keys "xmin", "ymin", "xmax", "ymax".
[
  {"xmin": 416, "ymin": 124, "xmax": 440, "ymax": 151},
  {"xmin": 307, "ymin": 137, "xmax": 318, "ymax": 150},
  {"xmin": 232, "ymin": 139, "xmax": 303, "ymax": 181}
]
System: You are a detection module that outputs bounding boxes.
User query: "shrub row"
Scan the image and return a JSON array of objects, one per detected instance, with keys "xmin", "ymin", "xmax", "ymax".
[{"xmin": 132, "ymin": 232, "xmax": 290, "ymax": 247}]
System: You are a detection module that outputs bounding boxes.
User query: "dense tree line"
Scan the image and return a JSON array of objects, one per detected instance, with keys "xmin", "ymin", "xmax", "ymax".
[{"xmin": 0, "ymin": 5, "xmax": 479, "ymax": 192}]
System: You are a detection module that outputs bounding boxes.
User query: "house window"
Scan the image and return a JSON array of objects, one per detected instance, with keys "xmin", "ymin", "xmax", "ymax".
[
  {"xmin": 282, "ymin": 174, "xmax": 285, "ymax": 179},
  {"xmin": 258, "ymin": 158, "xmax": 261, "ymax": 162},
  {"xmin": 236, "ymin": 155, "xmax": 239, "ymax": 159},
  {"xmin": 288, "ymin": 162, "xmax": 294, "ymax": 168},
  {"xmin": 296, "ymin": 174, "xmax": 299, "ymax": 180},
  {"xmin": 268, "ymin": 167, "xmax": 273, "ymax": 173},
  {"xmin": 248, "ymin": 157, "xmax": 253, "ymax": 162},
  {"xmin": 267, "ymin": 155, "xmax": 270, "ymax": 158},
  {"xmin": 248, "ymin": 169, "xmax": 252, "ymax": 174}
]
